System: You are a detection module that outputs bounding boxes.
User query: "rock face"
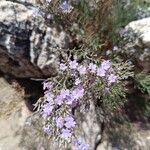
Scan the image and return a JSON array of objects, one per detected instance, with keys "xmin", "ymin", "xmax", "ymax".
[
  {"xmin": 0, "ymin": 1, "xmax": 71, "ymax": 78},
  {"xmin": 0, "ymin": 77, "xmax": 56, "ymax": 150},
  {"xmin": 0, "ymin": 77, "xmax": 30, "ymax": 150},
  {"xmin": 75, "ymin": 102, "xmax": 104, "ymax": 150},
  {"xmin": 116, "ymin": 17, "xmax": 150, "ymax": 72},
  {"xmin": 126, "ymin": 17, "xmax": 150, "ymax": 48}
]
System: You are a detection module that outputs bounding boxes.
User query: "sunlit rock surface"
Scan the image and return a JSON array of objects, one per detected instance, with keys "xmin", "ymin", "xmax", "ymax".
[
  {"xmin": 126, "ymin": 17, "xmax": 150, "ymax": 48},
  {"xmin": 0, "ymin": 1, "xmax": 71, "ymax": 78},
  {"xmin": 0, "ymin": 77, "xmax": 30, "ymax": 150},
  {"xmin": 115, "ymin": 17, "xmax": 150, "ymax": 72}
]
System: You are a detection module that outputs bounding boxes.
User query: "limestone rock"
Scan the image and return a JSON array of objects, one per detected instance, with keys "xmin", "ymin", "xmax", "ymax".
[
  {"xmin": 0, "ymin": 1, "xmax": 71, "ymax": 78},
  {"xmin": 117, "ymin": 17, "xmax": 150, "ymax": 72},
  {"xmin": 0, "ymin": 77, "xmax": 58, "ymax": 150},
  {"xmin": 141, "ymin": 31, "xmax": 150, "ymax": 48},
  {"xmin": 0, "ymin": 77, "xmax": 31, "ymax": 150},
  {"xmin": 126, "ymin": 17, "xmax": 150, "ymax": 48}
]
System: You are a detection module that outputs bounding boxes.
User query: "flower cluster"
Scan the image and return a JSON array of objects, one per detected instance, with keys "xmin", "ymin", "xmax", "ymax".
[
  {"xmin": 39, "ymin": 59, "xmax": 119, "ymax": 150},
  {"xmin": 45, "ymin": 0, "xmax": 74, "ymax": 13},
  {"xmin": 41, "ymin": 85, "xmax": 87, "ymax": 149},
  {"xmin": 59, "ymin": 0, "xmax": 74, "ymax": 13}
]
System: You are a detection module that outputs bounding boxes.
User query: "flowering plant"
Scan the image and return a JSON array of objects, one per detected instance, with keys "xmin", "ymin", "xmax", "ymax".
[
  {"xmin": 35, "ymin": 52, "xmax": 133, "ymax": 149},
  {"xmin": 32, "ymin": 0, "xmax": 134, "ymax": 149}
]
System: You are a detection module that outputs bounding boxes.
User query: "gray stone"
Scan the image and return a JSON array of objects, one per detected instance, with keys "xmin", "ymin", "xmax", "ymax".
[
  {"xmin": 116, "ymin": 17, "xmax": 150, "ymax": 73},
  {"xmin": 141, "ymin": 31, "xmax": 150, "ymax": 48},
  {"xmin": 0, "ymin": 77, "xmax": 31, "ymax": 150},
  {"xmin": 0, "ymin": 1, "xmax": 71, "ymax": 78},
  {"xmin": 0, "ymin": 76, "xmax": 66, "ymax": 150},
  {"xmin": 75, "ymin": 101, "xmax": 104, "ymax": 150},
  {"xmin": 126, "ymin": 17, "xmax": 150, "ymax": 48}
]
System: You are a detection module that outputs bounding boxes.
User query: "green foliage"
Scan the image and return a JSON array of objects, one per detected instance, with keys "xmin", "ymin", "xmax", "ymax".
[
  {"xmin": 77, "ymin": 0, "xmax": 91, "ymax": 18},
  {"xmin": 110, "ymin": 0, "xmax": 149, "ymax": 44},
  {"xmin": 103, "ymin": 60, "xmax": 134, "ymax": 110},
  {"xmin": 70, "ymin": 48, "xmax": 134, "ymax": 111},
  {"xmin": 136, "ymin": 74, "xmax": 150, "ymax": 95},
  {"xmin": 134, "ymin": 74, "xmax": 150, "ymax": 117},
  {"xmin": 144, "ymin": 99, "xmax": 150, "ymax": 117},
  {"xmin": 103, "ymin": 83, "xmax": 126, "ymax": 110}
]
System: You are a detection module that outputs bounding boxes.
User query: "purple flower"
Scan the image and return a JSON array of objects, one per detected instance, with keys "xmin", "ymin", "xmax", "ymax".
[
  {"xmin": 56, "ymin": 117, "xmax": 64, "ymax": 129},
  {"xmin": 71, "ymin": 87, "xmax": 84, "ymax": 100},
  {"xmin": 73, "ymin": 139, "xmax": 82, "ymax": 147},
  {"xmin": 55, "ymin": 95, "xmax": 64, "ymax": 105},
  {"xmin": 42, "ymin": 103, "xmax": 54, "ymax": 118},
  {"xmin": 43, "ymin": 125, "xmax": 51, "ymax": 135},
  {"xmin": 60, "ymin": 88, "xmax": 70, "ymax": 99},
  {"xmin": 55, "ymin": 89, "xmax": 70, "ymax": 105},
  {"xmin": 73, "ymin": 139, "xmax": 89, "ymax": 150},
  {"xmin": 66, "ymin": 89, "xmax": 83, "ymax": 106},
  {"xmin": 97, "ymin": 67, "xmax": 106, "ymax": 77},
  {"xmin": 60, "ymin": 63, "xmax": 67, "ymax": 71},
  {"xmin": 101, "ymin": 60, "xmax": 111, "ymax": 71},
  {"xmin": 78, "ymin": 65, "xmax": 87, "ymax": 75},
  {"xmin": 108, "ymin": 74, "xmax": 118, "ymax": 84},
  {"xmin": 45, "ymin": 92, "xmax": 54, "ymax": 104},
  {"xmin": 69, "ymin": 60, "xmax": 78, "ymax": 69},
  {"xmin": 59, "ymin": 0, "xmax": 73, "ymax": 13},
  {"xmin": 78, "ymin": 143, "xmax": 89, "ymax": 150},
  {"xmin": 64, "ymin": 116, "xmax": 76, "ymax": 128},
  {"xmin": 61, "ymin": 129, "xmax": 72, "ymax": 141},
  {"xmin": 75, "ymin": 78, "xmax": 81, "ymax": 85},
  {"xmin": 97, "ymin": 60, "xmax": 112, "ymax": 77},
  {"xmin": 65, "ymin": 95, "xmax": 76, "ymax": 106},
  {"xmin": 43, "ymin": 81, "xmax": 53, "ymax": 90},
  {"xmin": 88, "ymin": 63, "xmax": 97, "ymax": 73}
]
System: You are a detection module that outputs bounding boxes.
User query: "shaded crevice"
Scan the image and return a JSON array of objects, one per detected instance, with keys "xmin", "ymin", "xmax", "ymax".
[
  {"xmin": 17, "ymin": 78, "xmax": 44, "ymax": 112},
  {"xmin": 0, "ymin": 72, "xmax": 44, "ymax": 112}
]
